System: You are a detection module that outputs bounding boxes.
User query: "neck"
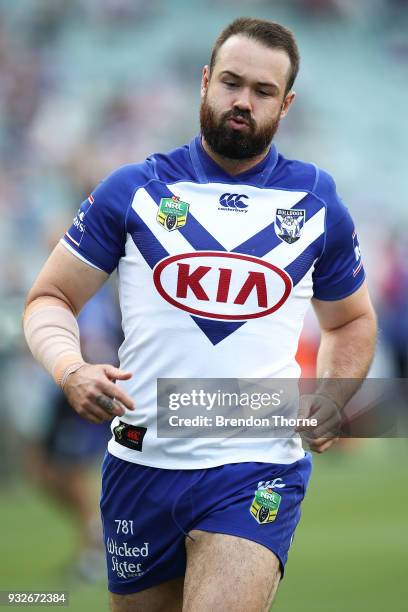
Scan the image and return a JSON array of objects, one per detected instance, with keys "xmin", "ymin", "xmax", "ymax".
[{"xmin": 201, "ymin": 137, "xmax": 270, "ymax": 176}]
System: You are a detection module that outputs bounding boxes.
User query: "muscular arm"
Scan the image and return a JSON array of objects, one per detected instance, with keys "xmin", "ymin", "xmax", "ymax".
[
  {"xmin": 298, "ymin": 282, "xmax": 377, "ymax": 452},
  {"xmin": 313, "ymin": 280, "xmax": 377, "ymax": 383},
  {"xmin": 26, "ymin": 242, "xmax": 109, "ymax": 315},
  {"xmin": 24, "ymin": 243, "xmax": 134, "ymax": 423}
]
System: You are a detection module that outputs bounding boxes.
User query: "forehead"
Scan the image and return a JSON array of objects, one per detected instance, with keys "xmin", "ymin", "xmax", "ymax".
[{"xmin": 213, "ymin": 34, "xmax": 291, "ymax": 90}]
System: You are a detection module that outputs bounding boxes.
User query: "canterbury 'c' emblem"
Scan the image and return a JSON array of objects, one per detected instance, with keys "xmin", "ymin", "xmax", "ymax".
[{"xmin": 219, "ymin": 193, "xmax": 249, "ymax": 209}]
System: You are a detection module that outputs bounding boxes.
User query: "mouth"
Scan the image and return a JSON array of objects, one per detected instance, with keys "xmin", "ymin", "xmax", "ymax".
[{"xmin": 227, "ymin": 116, "xmax": 250, "ymax": 130}]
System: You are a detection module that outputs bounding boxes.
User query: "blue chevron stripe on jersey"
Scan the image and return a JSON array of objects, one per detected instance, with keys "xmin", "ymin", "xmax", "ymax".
[
  {"xmin": 285, "ymin": 237, "xmax": 325, "ymax": 286},
  {"xmin": 232, "ymin": 195, "xmax": 323, "ymax": 257},
  {"xmin": 127, "ymin": 203, "xmax": 323, "ymax": 345},
  {"xmin": 128, "ymin": 209, "xmax": 169, "ymax": 269},
  {"xmin": 144, "ymin": 181, "xmax": 226, "ymax": 252}
]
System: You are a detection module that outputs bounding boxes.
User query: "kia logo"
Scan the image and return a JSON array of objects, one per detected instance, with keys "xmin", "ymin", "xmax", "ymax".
[
  {"xmin": 219, "ymin": 193, "xmax": 249, "ymax": 209},
  {"xmin": 153, "ymin": 252, "xmax": 292, "ymax": 321}
]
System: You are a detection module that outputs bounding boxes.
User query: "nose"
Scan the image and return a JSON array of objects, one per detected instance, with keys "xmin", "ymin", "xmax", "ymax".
[{"xmin": 233, "ymin": 87, "xmax": 252, "ymax": 113}]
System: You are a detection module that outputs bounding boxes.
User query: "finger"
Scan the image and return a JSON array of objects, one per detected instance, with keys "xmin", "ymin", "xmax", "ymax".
[
  {"xmin": 312, "ymin": 406, "xmax": 335, "ymax": 426},
  {"xmin": 314, "ymin": 421, "xmax": 340, "ymax": 437},
  {"xmin": 78, "ymin": 403, "xmax": 111, "ymax": 424},
  {"xmin": 99, "ymin": 382, "xmax": 135, "ymax": 411},
  {"xmin": 310, "ymin": 442, "xmax": 334, "ymax": 454},
  {"xmin": 296, "ymin": 395, "xmax": 324, "ymax": 426},
  {"xmin": 95, "ymin": 393, "xmax": 126, "ymax": 417},
  {"xmin": 296, "ymin": 401, "xmax": 339, "ymax": 433},
  {"xmin": 309, "ymin": 437, "xmax": 339, "ymax": 453},
  {"xmin": 103, "ymin": 365, "xmax": 133, "ymax": 381},
  {"xmin": 295, "ymin": 413, "xmax": 319, "ymax": 432},
  {"xmin": 87, "ymin": 412, "xmax": 107, "ymax": 424},
  {"xmin": 310, "ymin": 418, "xmax": 341, "ymax": 439},
  {"xmin": 301, "ymin": 422, "xmax": 336, "ymax": 440}
]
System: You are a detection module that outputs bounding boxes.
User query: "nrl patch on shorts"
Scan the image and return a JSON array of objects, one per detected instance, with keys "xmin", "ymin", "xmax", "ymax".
[
  {"xmin": 157, "ymin": 196, "xmax": 189, "ymax": 231},
  {"xmin": 250, "ymin": 486, "xmax": 281, "ymax": 524},
  {"xmin": 275, "ymin": 208, "xmax": 305, "ymax": 244}
]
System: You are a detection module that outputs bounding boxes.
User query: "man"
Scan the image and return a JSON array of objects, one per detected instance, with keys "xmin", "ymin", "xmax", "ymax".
[{"xmin": 23, "ymin": 17, "xmax": 377, "ymax": 612}]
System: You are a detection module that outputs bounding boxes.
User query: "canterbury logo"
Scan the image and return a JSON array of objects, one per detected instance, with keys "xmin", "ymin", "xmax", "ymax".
[{"xmin": 219, "ymin": 193, "xmax": 249, "ymax": 209}]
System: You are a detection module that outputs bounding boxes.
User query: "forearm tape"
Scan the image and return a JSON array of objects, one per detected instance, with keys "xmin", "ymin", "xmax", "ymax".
[{"xmin": 23, "ymin": 298, "xmax": 85, "ymax": 387}]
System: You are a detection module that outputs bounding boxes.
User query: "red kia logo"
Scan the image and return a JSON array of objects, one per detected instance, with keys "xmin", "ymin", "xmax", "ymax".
[{"xmin": 153, "ymin": 252, "xmax": 292, "ymax": 321}]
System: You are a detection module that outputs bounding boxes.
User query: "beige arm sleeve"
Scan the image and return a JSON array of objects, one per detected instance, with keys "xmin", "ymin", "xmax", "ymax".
[{"xmin": 23, "ymin": 297, "xmax": 86, "ymax": 388}]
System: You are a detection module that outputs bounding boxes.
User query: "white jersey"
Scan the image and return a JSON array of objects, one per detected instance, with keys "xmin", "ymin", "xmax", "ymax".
[{"xmin": 62, "ymin": 137, "xmax": 365, "ymax": 468}]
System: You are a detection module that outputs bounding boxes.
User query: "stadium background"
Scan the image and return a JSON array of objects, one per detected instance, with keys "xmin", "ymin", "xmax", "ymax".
[{"xmin": 0, "ymin": 0, "xmax": 407, "ymax": 610}]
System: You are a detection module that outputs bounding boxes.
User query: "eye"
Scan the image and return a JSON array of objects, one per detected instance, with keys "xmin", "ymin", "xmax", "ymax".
[
  {"xmin": 257, "ymin": 90, "xmax": 272, "ymax": 97},
  {"xmin": 224, "ymin": 81, "xmax": 238, "ymax": 88}
]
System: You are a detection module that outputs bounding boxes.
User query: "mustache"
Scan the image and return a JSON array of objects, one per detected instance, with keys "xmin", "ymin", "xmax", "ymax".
[{"xmin": 222, "ymin": 108, "xmax": 255, "ymax": 129}]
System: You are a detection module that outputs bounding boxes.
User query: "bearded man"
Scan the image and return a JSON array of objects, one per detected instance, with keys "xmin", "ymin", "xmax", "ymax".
[{"xmin": 24, "ymin": 17, "xmax": 376, "ymax": 612}]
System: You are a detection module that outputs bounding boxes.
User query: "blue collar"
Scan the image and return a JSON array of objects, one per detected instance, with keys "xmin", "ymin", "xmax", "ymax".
[{"xmin": 189, "ymin": 135, "xmax": 279, "ymax": 185}]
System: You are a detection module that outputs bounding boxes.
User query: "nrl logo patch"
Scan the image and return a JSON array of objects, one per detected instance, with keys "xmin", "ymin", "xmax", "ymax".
[
  {"xmin": 275, "ymin": 208, "xmax": 305, "ymax": 244},
  {"xmin": 250, "ymin": 486, "xmax": 282, "ymax": 524},
  {"xmin": 157, "ymin": 196, "xmax": 189, "ymax": 232}
]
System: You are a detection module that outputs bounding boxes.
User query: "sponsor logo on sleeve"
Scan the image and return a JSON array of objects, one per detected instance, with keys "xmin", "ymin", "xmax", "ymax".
[
  {"xmin": 352, "ymin": 230, "xmax": 363, "ymax": 277},
  {"xmin": 65, "ymin": 194, "xmax": 95, "ymax": 246}
]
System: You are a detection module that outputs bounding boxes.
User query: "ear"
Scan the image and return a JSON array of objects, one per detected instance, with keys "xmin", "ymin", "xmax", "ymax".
[
  {"xmin": 201, "ymin": 65, "xmax": 210, "ymax": 99},
  {"xmin": 280, "ymin": 91, "xmax": 296, "ymax": 119}
]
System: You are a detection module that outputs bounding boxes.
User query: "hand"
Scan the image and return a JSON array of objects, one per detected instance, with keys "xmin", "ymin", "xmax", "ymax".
[
  {"xmin": 295, "ymin": 394, "xmax": 342, "ymax": 453},
  {"xmin": 63, "ymin": 363, "xmax": 135, "ymax": 424}
]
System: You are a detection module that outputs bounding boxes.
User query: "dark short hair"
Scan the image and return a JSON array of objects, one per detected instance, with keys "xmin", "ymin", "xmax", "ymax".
[{"xmin": 209, "ymin": 17, "xmax": 300, "ymax": 95}]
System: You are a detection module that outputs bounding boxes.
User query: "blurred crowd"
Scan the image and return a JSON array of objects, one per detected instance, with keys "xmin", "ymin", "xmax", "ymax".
[
  {"xmin": 0, "ymin": 0, "xmax": 407, "ymax": 586},
  {"xmin": 0, "ymin": 0, "xmax": 407, "ymax": 473}
]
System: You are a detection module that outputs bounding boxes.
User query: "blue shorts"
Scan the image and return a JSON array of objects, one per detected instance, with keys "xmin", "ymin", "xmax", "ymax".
[{"xmin": 100, "ymin": 452, "xmax": 312, "ymax": 595}]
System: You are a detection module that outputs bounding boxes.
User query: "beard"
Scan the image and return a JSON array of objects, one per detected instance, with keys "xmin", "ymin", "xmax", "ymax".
[{"xmin": 200, "ymin": 95, "xmax": 281, "ymax": 160}]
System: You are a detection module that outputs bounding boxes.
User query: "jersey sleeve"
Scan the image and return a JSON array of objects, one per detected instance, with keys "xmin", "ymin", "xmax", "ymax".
[
  {"xmin": 62, "ymin": 165, "xmax": 141, "ymax": 273},
  {"xmin": 312, "ymin": 169, "xmax": 365, "ymax": 301}
]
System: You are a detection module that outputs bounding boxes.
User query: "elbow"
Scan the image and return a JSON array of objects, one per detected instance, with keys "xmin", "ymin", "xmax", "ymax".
[
  {"xmin": 23, "ymin": 289, "xmax": 77, "ymax": 321},
  {"xmin": 364, "ymin": 305, "xmax": 378, "ymax": 337}
]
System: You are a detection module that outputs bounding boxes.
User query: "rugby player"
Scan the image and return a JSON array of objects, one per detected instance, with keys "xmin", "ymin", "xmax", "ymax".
[{"xmin": 23, "ymin": 17, "xmax": 377, "ymax": 611}]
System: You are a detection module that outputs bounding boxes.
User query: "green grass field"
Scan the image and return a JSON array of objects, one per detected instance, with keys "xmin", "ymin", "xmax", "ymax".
[{"xmin": 1, "ymin": 440, "xmax": 407, "ymax": 611}]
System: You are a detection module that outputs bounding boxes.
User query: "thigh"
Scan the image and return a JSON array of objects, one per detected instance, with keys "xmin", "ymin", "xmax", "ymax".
[
  {"xmin": 189, "ymin": 455, "xmax": 312, "ymax": 578},
  {"xmin": 110, "ymin": 577, "xmax": 183, "ymax": 612},
  {"xmin": 183, "ymin": 530, "xmax": 281, "ymax": 612},
  {"xmin": 100, "ymin": 453, "xmax": 191, "ymax": 596}
]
